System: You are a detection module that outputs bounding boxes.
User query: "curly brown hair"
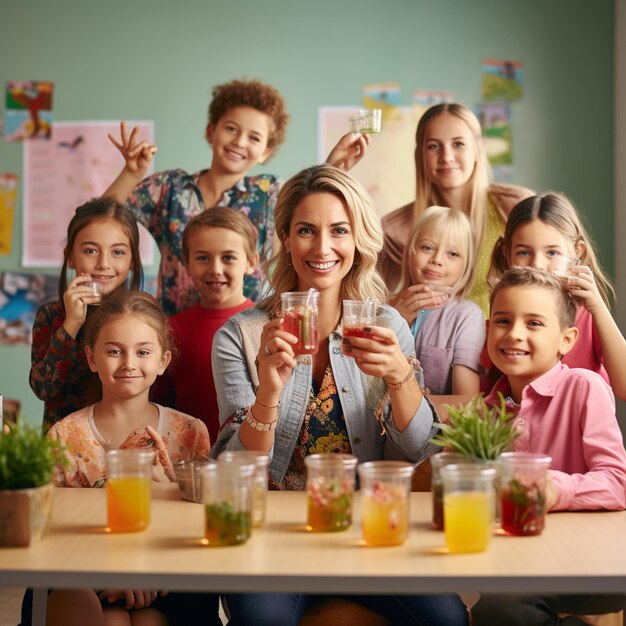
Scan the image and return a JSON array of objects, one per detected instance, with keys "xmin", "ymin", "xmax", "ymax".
[{"xmin": 208, "ymin": 79, "xmax": 289, "ymax": 154}]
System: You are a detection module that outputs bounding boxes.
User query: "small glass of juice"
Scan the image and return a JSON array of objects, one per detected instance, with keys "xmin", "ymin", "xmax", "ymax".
[
  {"xmin": 202, "ymin": 459, "xmax": 255, "ymax": 546},
  {"xmin": 281, "ymin": 289, "xmax": 319, "ymax": 357},
  {"xmin": 349, "ymin": 109, "xmax": 383, "ymax": 134},
  {"xmin": 498, "ymin": 452, "xmax": 551, "ymax": 536},
  {"xmin": 105, "ymin": 449, "xmax": 155, "ymax": 533},
  {"xmin": 358, "ymin": 461, "xmax": 414, "ymax": 546},
  {"xmin": 440, "ymin": 464, "xmax": 497, "ymax": 554},
  {"xmin": 430, "ymin": 452, "xmax": 472, "ymax": 531},
  {"xmin": 219, "ymin": 450, "xmax": 270, "ymax": 528},
  {"xmin": 305, "ymin": 453, "xmax": 357, "ymax": 532},
  {"xmin": 341, "ymin": 299, "xmax": 378, "ymax": 356}
]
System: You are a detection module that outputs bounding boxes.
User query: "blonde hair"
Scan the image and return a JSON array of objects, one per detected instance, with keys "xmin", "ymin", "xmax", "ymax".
[
  {"xmin": 413, "ymin": 103, "xmax": 491, "ymax": 252},
  {"xmin": 400, "ymin": 205, "xmax": 476, "ymax": 298},
  {"xmin": 260, "ymin": 164, "xmax": 387, "ymax": 315},
  {"xmin": 488, "ymin": 192, "xmax": 614, "ymax": 307}
]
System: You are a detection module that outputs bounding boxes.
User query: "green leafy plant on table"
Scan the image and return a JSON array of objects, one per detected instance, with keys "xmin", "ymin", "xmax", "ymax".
[
  {"xmin": 0, "ymin": 420, "xmax": 68, "ymax": 546},
  {"xmin": 431, "ymin": 393, "xmax": 520, "ymax": 460}
]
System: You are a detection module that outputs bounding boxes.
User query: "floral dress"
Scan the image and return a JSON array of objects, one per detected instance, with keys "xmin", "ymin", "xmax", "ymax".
[
  {"xmin": 270, "ymin": 365, "xmax": 351, "ymax": 491},
  {"xmin": 47, "ymin": 403, "xmax": 210, "ymax": 487},
  {"xmin": 126, "ymin": 168, "xmax": 281, "ymax": 315}
]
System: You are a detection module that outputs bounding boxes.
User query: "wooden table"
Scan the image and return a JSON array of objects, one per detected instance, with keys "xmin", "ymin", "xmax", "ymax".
[{"xmin": 1, "ymin": 485, "xmax": 625, "ymax": 623}]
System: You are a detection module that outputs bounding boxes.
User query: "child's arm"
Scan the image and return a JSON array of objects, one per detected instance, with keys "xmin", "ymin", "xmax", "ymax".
[
  {"xmin": 451, "ymin": 366, "xmax": 480, "ymax": 395},
  {"xmin": 568, "ymin": 265, "xmax": 626, "ymax": 400},
  {"xmin": 325, "ymin": 132, "xmax": 370, "ymax": 171},
  {"xmin": 548, "ymin": 374, "xmax": 626, "ymax": 511},
  {"xmin": 103, "ymin": 121, "xmax": 158, "ymax": 203}
]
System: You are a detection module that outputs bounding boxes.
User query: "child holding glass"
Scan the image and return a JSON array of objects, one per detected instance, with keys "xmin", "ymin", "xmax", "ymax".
[{"xmin": 472, "ymin": 266, "xmax": 626, "ymax": 626}]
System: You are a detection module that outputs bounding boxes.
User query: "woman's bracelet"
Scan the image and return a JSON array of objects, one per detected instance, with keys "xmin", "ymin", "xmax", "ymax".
[
  {"xmin": 255, "ymin": 397, "xmax": 280, "ymax": 409},
  {"xmin": 246, "ymin": 407, "xmax": 278, "ymax": 432},
  {"xmin": 385, "ymin": 365, "xmax": 415, "ymax": 391}
]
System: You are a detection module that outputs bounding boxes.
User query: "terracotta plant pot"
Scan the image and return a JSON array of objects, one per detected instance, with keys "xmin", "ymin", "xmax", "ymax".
[{"xmin": 0, "ymin": 483, "xmax": 54, "ymax": 547}]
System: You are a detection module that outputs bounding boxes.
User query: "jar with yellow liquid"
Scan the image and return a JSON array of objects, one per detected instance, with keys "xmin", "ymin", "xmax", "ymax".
[{"xmin": 440, "ymin": 464, "xmax": 496, "ymax": 553}]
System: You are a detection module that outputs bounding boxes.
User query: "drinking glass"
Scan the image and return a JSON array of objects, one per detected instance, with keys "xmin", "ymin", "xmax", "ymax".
[
  {"xmin": 305, "ymin": 453, "xmax": 357, "ymax": 532},
  {"xmin": 349, "ymin": 109, "xmax": 383, "ymax": 134},
  {"xmin": 341, "ymin": 299, "xmax": 377, "ymax": 356},
  {"xmin": 551, "ymin": 256, "xmax": 579, "ymax": 279},
  {"xmin": 498, "ymin": 452, "xmax": 551, "ymax": 536},
  {"xmin": 202, "ymin": 459, "xmax": 255, "ymax": 546},
  {"xmin": 219, "ymin": 450, "xmax": 270, "ymax": 527},
  {"xmin": 441, "ymin": 463, "xmax": 496, "ymax": 553},
  {"xmin": 105, "ymin": 449, "xmax": 155, "ymax": 533},
  {"xmin": 358, "ymin": 461, "xmax": 414, "ymax": 546},
  {"xmin": 430, "ymin": 452, "xmax": 472, "ymax": 530},
  {"xmin": 84, "ymin": 280, "xmax": 103, "ymax": 304},
  {"xmin": 281, "ymin": 289, "xmax": 319, "ymax": 356}
]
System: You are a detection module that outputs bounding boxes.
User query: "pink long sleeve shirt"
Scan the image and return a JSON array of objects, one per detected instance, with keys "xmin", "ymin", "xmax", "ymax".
[{"xmin": 486, "ymin": 362, "xmax": 626, "ymax": 511}]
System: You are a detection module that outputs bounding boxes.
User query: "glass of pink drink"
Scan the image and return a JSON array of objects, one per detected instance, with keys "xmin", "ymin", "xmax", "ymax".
[
  {"xmin": 341, "ymin": 299, "xmax": 377, "ymax": 355},
  {"xmin": 281, "ymin": 290, "xmax": 319, "ymax": 356}
]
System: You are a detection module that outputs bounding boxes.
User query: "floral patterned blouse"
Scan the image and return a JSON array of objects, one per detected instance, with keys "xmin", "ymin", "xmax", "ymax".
[
  {"xmin": 126, "ymin": 168, "xmax": 281, "ymax": 315},
  {"xmin": 269, "ymin": 365, "xmax": 351, "ymax": 491},
  {"xmin": 47, "ymin": 403, "xmax": 210, "ymax": 487},
  {"xmin": 30, "ymin": 301, "xmax": 102, "ymax": 433}
]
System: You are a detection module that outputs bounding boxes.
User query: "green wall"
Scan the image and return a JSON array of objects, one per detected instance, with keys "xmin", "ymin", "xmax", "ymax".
[{"xmin": 0, "ymin": 0, "xmax": 615, "ymax": 426}]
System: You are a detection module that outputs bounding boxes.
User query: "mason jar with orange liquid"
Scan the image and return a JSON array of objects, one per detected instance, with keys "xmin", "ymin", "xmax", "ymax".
[{"xmin": 105, "ymin": 449, "xmax": 155, "ymax": 533}]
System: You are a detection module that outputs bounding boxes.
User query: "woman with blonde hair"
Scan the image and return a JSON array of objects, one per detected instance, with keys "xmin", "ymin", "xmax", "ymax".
[
  {"xmin": 382, "ymin": 102, "xmax": 534, "ymax": 316},
  {"xmin": 211, "ymin": 164, "xmax": 468, "ymax": 625}
]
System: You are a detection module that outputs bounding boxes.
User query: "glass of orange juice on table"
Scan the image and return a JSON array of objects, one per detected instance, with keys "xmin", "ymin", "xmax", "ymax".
[
  {"xmin": 281, "ymin": 289, "xmax": 319, "ymax": 357},
  {"xmin": 105, "ymin": 449, "xmax": 154, "ymax": 533},
  {"xmin": 358, "ymin": 461, "xmax": 414, "ymax": 546},
  {"xmin": 305, "ymin": 453, "xmax": 357, "ymax": 532},
  {"xmin": 440, "ymin": 464, "xmax": 496, "ymax": 553},
  {"xmin": 341, "ymin": 299, "xmax": 378, "ymax": 355}
]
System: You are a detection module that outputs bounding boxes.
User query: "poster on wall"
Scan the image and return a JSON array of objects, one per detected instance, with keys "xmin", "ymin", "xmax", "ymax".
[
  {"xmin": 318, "ymin": 106, "xmax": 419, "ymax": 217},
  {"xmin": 481, "ymin": 59, "xmax": 523, "ymax": 101},
  {"xmin": 475, "ymin": 102, "xmax": 513, "ymax": 182},
  {"xmin": 0, "ymin": 174, "xmax": 18, "ymax": 255},
  {"xmin": 363, "ymin": 82, "xmax": 402, "ymax": 124},
  {"xmin": 0, "ymin": 271, "xmax": 56, "ymax": 345},
  {"xmin": 4, "ymin": 81, "xmax": 54, "ymax": 141},
  {"xmin": 22, "ymin": 121, "xmax": 155, "ymax": 267}
]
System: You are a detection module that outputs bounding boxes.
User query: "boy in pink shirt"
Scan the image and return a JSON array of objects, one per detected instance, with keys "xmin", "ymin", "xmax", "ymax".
[{"xmin": 473, "ymin": 266, "xmax": 626, "ymax": 625}]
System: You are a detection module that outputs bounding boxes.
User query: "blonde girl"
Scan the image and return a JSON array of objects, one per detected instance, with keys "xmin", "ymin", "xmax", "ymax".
[
  {"xmin": 394, "ymin": 206, "xmax": 484, "ymax": 395},
  {"xmin": 382, "ymin": 103, "xmax": 534, "ymax": 315},
  {"xmin": 488, "ymin": 191, "xmax": 626, "ymax": 400}
]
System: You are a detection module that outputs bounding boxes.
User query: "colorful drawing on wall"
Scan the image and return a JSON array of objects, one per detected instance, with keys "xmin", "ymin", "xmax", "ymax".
[
  {"xmin": 476, "ymin": 102, "xmax": 513, "ymax": 182},
  {"xmin": 318, "ymin": 106, "xmax": 419, "ymax": 217},
  {"xmin": 412, "ymin": 89, "xmax": 454, "ymax": 107},
  {"xmin": 363, "ymin": 82, "xmax": 402, "ymax": 124},
  {"xmin": 481, "ymin": 59, "xmax": 523, "ymax": 101},
  {"xmin": 22, "ymin": 121, "xmax": 155, "ymax": 267},
  {"xmin": 4, "ymin": 81, "xmax": 54, "ymax": 141},
  {"xmin": 0, "ymin": 174, "xmax": 18, "ymax": 255},
  {"xmin": 0, "ymin": 271, "xmax": 56, "ymax": 345}
]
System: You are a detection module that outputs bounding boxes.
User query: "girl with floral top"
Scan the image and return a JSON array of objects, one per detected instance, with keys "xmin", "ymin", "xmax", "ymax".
[
  {"xmin": 40, "ymin": 290, "xmax": 215, "ymax": 626},
  {"xmin": 210, "ymin": 164, "xmax": 468, "ymax": 625},
  {"xmin": 104, "ymin": 78, "xmax": 371, "ymax": 314},
  {"xmin": 29, "ymin": 197, "xmax": 143, "ymax": 432}
]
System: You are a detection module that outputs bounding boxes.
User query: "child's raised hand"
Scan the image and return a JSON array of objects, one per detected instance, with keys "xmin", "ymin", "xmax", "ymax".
[
  {"xmin": 146, "ymin": 425, "xmax": 176, "ymax": 482},
  {"xmin": 325, "ymin": 132, "xmax": 371, "ymax": 172},
  {"xmin": 257, "ymin": 318, "xmax": 297, "ymax": 393},
  {"xmin": 564, "ymin": 265, "xmax": 604, "ymax": 314},
  {"xmin": 107, "ymin": 121, "xmax": 158, "ymax": 178},
  {"xmin": 62, "ymin": 274, "xmax": 101, "ymax": 339},
  {"xmin": 392, "ymin": 284, "xmax": 448, "ymax": 325}
]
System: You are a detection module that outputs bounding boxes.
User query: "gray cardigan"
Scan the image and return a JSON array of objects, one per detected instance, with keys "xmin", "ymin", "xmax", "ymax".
[{"xmin": 210, "ymin": 305, "xmax": 441, "ymax": 487}]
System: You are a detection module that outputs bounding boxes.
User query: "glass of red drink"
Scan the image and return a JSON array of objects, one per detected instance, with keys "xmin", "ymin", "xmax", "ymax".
[
  {"xmin": 281, "ymin": 289, "xmax": 319, "ymax": 356},
  {"xmin": 341, "ymin": 299, "xmax": 377, "ymax": 356},
  {"xmin": 498, "ymin": 452, "xmax": 551, "ymax": 536}
]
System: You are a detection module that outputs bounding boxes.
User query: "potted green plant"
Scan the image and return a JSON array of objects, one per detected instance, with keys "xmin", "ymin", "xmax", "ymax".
[
  {"xmin": 431, "ymin": 393, "xmax": 520, "ymax": 461},
  {"xmin": 0, "ymin": 420, "xmax": 67, "ymax": 547}
]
